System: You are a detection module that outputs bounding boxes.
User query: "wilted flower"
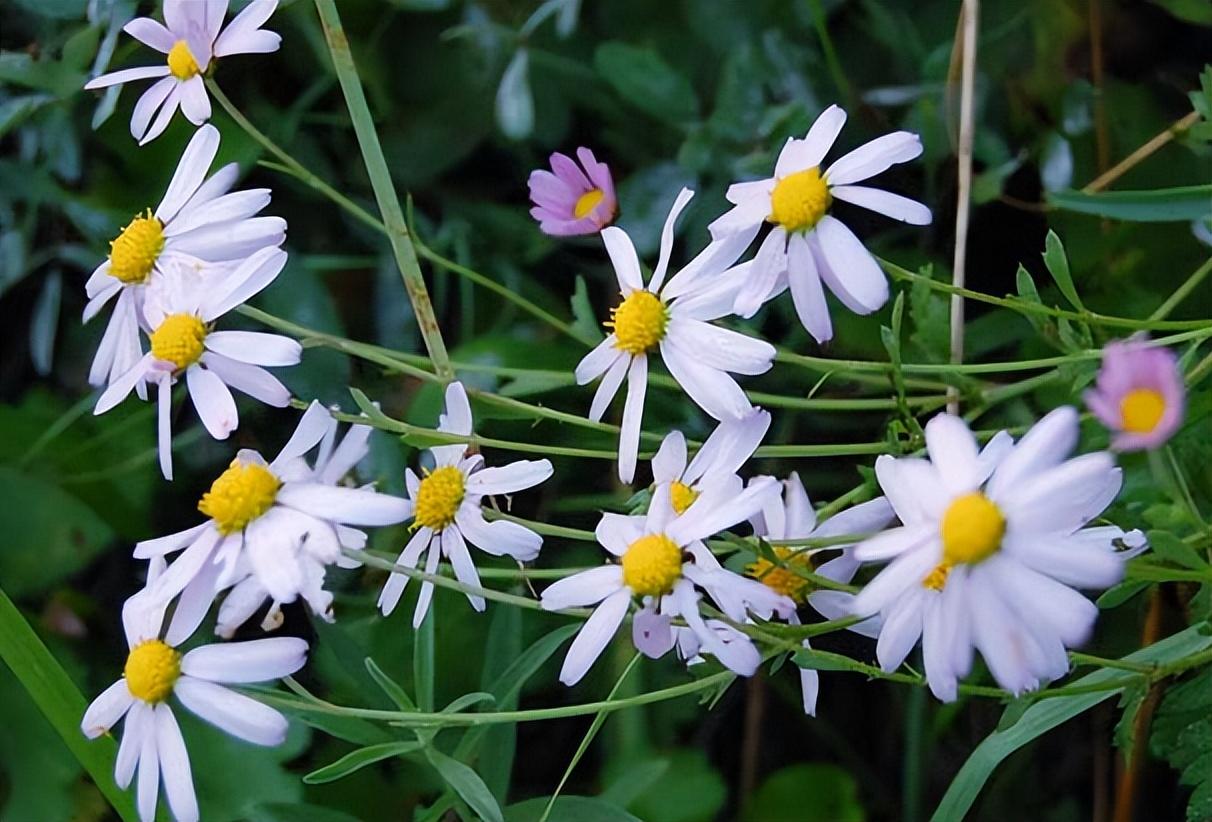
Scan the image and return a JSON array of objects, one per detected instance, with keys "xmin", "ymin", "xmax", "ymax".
[
  {"xmin": 528, "ymin": 147, "xmax": 617, "ymax": 235},
  {"xmin": 1084, "ymin": 339, "xmax": 1185, "ymax": 451}
]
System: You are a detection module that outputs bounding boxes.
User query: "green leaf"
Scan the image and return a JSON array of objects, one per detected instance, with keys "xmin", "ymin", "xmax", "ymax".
[
  {"xmin": 594, "ymin": 42, "xmax": 699, "ymax": 124},
  {"xmin": 0, "ymin": 465, "xmax": 114, "ymax": 598},
  {"xmin": 303, "ymin": 741, "xmax": 425, "ymax": 784},
  {"xmin": 743, "ymin": 763, "xmax": 864, "ymax": 822},
  {"xmin": 932, "ymin": 624, "xmax": 1212, "ymax": 821},
  {"xmin": 414, "ymin": 608, "xmax": 436, "ymax": 713},
  {"xmin": 626, "ymin": 749, "xmax": 726, "ymax": 822},
  {"xmin": 1147, "ymin": 530, "xmax": 1210, "ymax": 570},
  {"xmin": 0, "ymin": 587, "xmax": 137, "ymax": 821},
  {"xmin": 247, "ymin": 804, "xmax": 364, "ymax": 822},
  {"xmin": 426, "ymin": 747, "xmax": 504, "ymax": 822},
  {"xmin": 504, "ymin": 796, "xmax": 641, "ymax": 822},
  {"xmin": 1047, "ymin": 185, "xmax": 1212, "ymax": 222},
  {"xmin": 1014, "ymin": 264, "xmax": 1054, "ymax": 341},
  {"xmin": 365, "ymin": 657, "xmax": 416, "ymax": 711},
  {"xmin": 471, "ymin": 603, "xmax": 523, "ymax": 800},
  {"xmin": 1097, "ymin": 580, "xmax": 1151, "ymax": 609},
  {"xmin": 793, "ymin": 648, "xmax": 864, "ymax": 672},
  {"xmin": 571, "ymin": 275, "xmax": 604, "ymax": 344},
  {"xmin": 1041, "ymin": 230, "xmax": 1085, "ymax": 311}
]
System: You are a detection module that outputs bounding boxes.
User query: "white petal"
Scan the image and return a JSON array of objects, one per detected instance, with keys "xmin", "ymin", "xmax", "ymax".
[
  {"xmin": 412, "ymin": 537, "xmax": 443, "ymax": 629},
  {"xmin": 708, "ymin": 196, "xmax": 770, "ymax": 241},
  {"xmin": 779, "ymin": 104, "xmax": 847, "ymax": 174},
  {"xmin": 199, "ymin": 247, "xmax": 288, "ymax": 319},
  {"xmin": 187, "ymin": 365, "xmax": 238, "ymax": 440},
  {"xmin": 985, "ymin": 406, "xmax": 1078, "ymax": 500},
  {"xmin": 175, "ymin": 677, "xmax": 288, "ymax": 746},
  {"xmin": 114, "ymin": 702, "xmax": 147, "ymax": 788},
  {"xmin": 154, "ymin": 705, "xmax": 198, "ymax": 822},
  {"xmin": 852, "ymin": 524, "xmax": 934, "ymax": 562},
  {"xmin": 997, "ymin": 452, "xmax": 1117, "ymax": 532},
  {"xmin": 201, "ymin": 353, "xmax": 290, "ymax": 407},
  {"xmin": 455, "ymin": 505, "xmax": 541, "ymax": 561},
  {"xmin": 156, "ymin": 124, "xmax": 220, "ymax": 224},
  {"xmin": 443, "ymin": 527, "xmax": 485, "ymax": 611},
  {"xmin": 83, "ymin": 64, "xmax": 170, "ymax": 89},
  {"xmin": 874, "ymin": 455, "xmax": 948, "ymax": 526},
  {"xmin": 684, "ymin": 409, "xmax": 770, "ymax": 486},
  {"xmin": 558, "ymin": 589, "xmax": 631, "ymax": 685},
  {"xmin": 132, "ymin": 78, "xmax": 179, "ymax": 142},
  {"xmin": 850, "ymin": 545, "xmax": 939, "ymax": 616},
  {"xmin": 277, "ymin": 483, "xmax": 412, "ymax": 526},
  {"xmin": 136, "ymin": 711, "xmax": 160, "ymax": 822},
  {"xmin": 921, "ymin": 595, "xmax": 959, "ymax": 701},
  {"xmin": 813, "ymin": 496, "xmax": 895, "ymax": 540},
  {"xmin": 575, "ymin": 335, "xmax": 622, "ymax": 386},
  {"xmin": 733, "ymin": 228, "xmax": 786, "ymax": 318},
  {"xmin": 667, "ymin": 475, "xmax": 778, "ymax": 545},
  {"xmin": 178, "ymin": 75, "xmax": 210, "ymax": 125},
  {"xmin": 146, "ymin": 527, "xmax": 220, "ymax": 604},
  {"xmin": 439, "ymin": 381, "xmax": 473, "ymax": 436},
  {"xmin": 967, "ymin": 570, "xmax": 1041, "ymax": 695},
  {"xmin": 165, "ymin": 189, "xmax": 272, "ymax": 238},
  {"xmin": 652, "ymin": 431, "xmax": 688, "ymax": 484},
  {"xmin": 666, "ymin": 318, "xmax": 775, "ymax": 376},
  {"xmin": 272, "ymin": 400, "xmax": 333, "ymax": 466},
  {"xmin": 182, "ymin": 637, "xmax": 307, "ymax": 683},
  {"xmin": 601, "ymin": 226, "xmax": 644, "ymax": 293},
  {"xmin": 123, "ymin": 17, "xmax": 176, "ymax": 52},
  {"xmin": 876, "ymin": 591, "xmax": 924, "ymax": 672},
  {"xmin": 812, "ymin": 216, "xmax": 889, "ymax": 314},
  {"xmin": 786, "ymin": 232, "xmax": 833, "ymax": 343},
  {"xmin": 168, "ymin": 216, "xmax": 287, "ymax": 263},
  {"xmin": 465, "ymin": 459, "xmax": 553, "ymax": 496},
  {"xmin": 991, "ymin": 556, "xmax": 1097, "ymax": 647},
  {"xmin": 923, "ymin": 413, "xmax": 982, "ymax": 494},
  {"xmin": 825, "ymin": 131, "xmax": 923, "ymax": 186},
  {"xmin": 1002, "ymin": 533, "xmax": 1124, "ymax": 589},
  {"xmin": 589, "ymin": 353, "xmax": 628, "ymax": 423},
  {"xmin": 204, "ymin": 331, "xmax": 301, "ymax": 367},
  {"xmin": 649, "ymin": 187, "xmax": 695, "ymax": 292},
  {"xmin": 595, "ymin": 513, "xmax": 645, "ymax": 556},
  {"xmin": 660, "ymin": 337, "xmax": 752, "ymax": 421},
  {"xmin": 377, "ymin": 527, "xmax": 433, "ymax": 616},
  {"xmin": 81, "ymin": 680, "xmax": 134, "ymax": 739},
  {"xmin": 94, "ymin": 354, "xmax": 152, "ymax": 414},
  {"xmin": 214, "ymin": 0, "xmax": 281, "ymax": 57},
  {"xmin": 662, "ymin": 226, "xmax": 759, "ymax": 301},
  {"xmin": 165, "ymin": 560, "xmax": 222, "ymax": 646},
  {"xmin": 617, "ymin": 354, "xmax": 647, "ymax": 484},
  {"xmin": 138, "ymin": 85, "xmax": 181, "ymax": 144},
  {"xmin": 831, "ymin": 185, "xmax": 932, "ymax": 224}
]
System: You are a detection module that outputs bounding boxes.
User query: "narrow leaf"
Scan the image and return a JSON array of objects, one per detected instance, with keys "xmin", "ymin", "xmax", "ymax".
[
  {"xmin": 1042, "ymin": 230, "xmax": 1085, "ymax": 311},
  {"xmin": 427, "ymin": 747, "xmax": 505, "ymax": 822},
  {"xmin": 1047, "ymin": 185, "xmax": 1212, "ymax": 222},
  {"xmin": 303, "ymin": 741, "xmax": 424, "ymax": 784}
]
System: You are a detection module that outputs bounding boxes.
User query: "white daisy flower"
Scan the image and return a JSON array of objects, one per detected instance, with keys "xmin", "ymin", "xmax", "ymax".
[
  {"xmin": 540, "ymin": 479, "xmax": 790, "ymax": 686},
  {"xmin": 94, "ymin": 247, "xmax": 299, "ymax": 479},
  {"xmin": 577, "ymin": 188, "xmax": 777, "ymax": 483},
  {"xmin": 849, "ymin": 407, "xmax": 1142, "ymax": 701},
  {"xmin": 378, "ymin": 382, "xmax": 554, "ymax": 627},
  {"xmin": 710, "ymin": 104, "xmax": 931, "ymax": 343},
  {"xmin": 85, "ymin": 124, "xmax": 285, "ymax": 397},
  {"xmin": 133, "ymin": 401, "xmax": 412, "ymax": 627},
  {"xmin": 744, "ymin": 473, "xmax": 895, "ymax": 715},
  {"xmin": 80, "ymin": 582, "xmax": 306, "ymax": 822},
  {"xmin": 651, "ymin": 408, "xmax": 771, "ymax": 516},
  {"xmin": 83, "ymin": 0, "xmax": 281, "ymax": 144}
]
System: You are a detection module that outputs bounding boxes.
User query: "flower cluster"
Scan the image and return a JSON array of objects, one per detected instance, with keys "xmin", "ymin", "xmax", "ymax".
[{"xmin": 74, "ymin": 5, "xmax": 1192, "ymax": 819}]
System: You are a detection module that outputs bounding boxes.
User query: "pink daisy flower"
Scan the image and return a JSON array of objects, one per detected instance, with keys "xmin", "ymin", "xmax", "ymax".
[
  {"xmin": 1084, "ymin": 339, "xmax": 1185, "ymax": 451},
  {"xmin": 528, "ymin": 147, "xmax": 617, "ymax": 236}
]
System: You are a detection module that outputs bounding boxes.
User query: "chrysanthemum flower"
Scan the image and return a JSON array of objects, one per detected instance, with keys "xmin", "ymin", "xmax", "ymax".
[
  {"xmin": 1084, "ymin": 339, "xmax": 1185, "ymax": 451},
  {"xmin": 576, "ymin": 188, "xmax": 776, "ymax": 483},
  {"xmin": 528, "ymin": 147, "xmax": 617, "ymax": 235},
  {"xmin": 850, "ymin": 408, "xmax": 1142, "ymax": 700},
  {"xmin": 651, "ymin": 409, "xmax": 771, "ymax": 515},
  {"xmin": 745, "ymin": 473, "xmax": 894, "ymax": 715},
  {"xmin": 85, "ymin": 124, "xmax": 285, "ymax": 398},
  {"xmin": 540, "ymin": 480, "xmax": 790, "ymax": 685},
  {"xmin": 81, "ymin": 584, "xmax": 306, "ymax": 822},
  {"xmin": 710, "ymin": 104, "xmax": 931, "ymax": 343},
  {"xmin": 94, "ymin": 247, "xmax": 298, "ymax": 479},
  {"xmin": 378, "ymin": 382, "xmax": 554, "ymax": 627},
  {"xmin": 84, "ymin": 0, "xmax": 281, "ymax": 144},
  {"xmin": 133, "ymin": 400, "xmax": 411, "ymax": 626}
]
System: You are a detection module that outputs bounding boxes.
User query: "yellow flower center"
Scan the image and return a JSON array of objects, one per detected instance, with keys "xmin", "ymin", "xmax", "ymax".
[
  {"xmin": 167, "ymin": 40, "xmax": 201, "ymax": 80},
  {"xmin": 150, "ymin": 313, "xmax": 207, "ymax": 370},
  {"xmin": 922, "ymin": 562, "xmax": 952, "ymax": 592},
  {"xmin": 108, "ymin": 210, "xmax": 164, "ymax": 285},
  {"xmin": 124, "ymin": 640, "xmax": 181, "ymax": 703},
  {"xmin": 769, "ymin": 167, "xmax": 831, "ymax": 232},
  {"xmin": 607, "ymin": 291, "xmax": 667, "ymax": 355},
  {"xmin": 747, "ymin": 546, "xmax": 814, "ymax": 603},
  {"xmin": 621, "ymin": 534, "xmax": 683, "ymax": 597},
  {"xmin": 198, "ymin": 460, "xmax": 282, "ymax": 535},
  {"xmin": 1119, "ymin": 388, "xmax": 1165, "ymax": 434},
  {"xmin": 574, "ymin": 188, "xmax": 606, "ymax": 219},
  {"xmin": 670, "ymin": 481, "xmax": 699, "ymax": 515},
  {"xmin": 940, "ymin": 492, "xmax": 1005, "ymax": 566},
  {"xmin": 414, "ymin": 466, "xmax": 465, "ymax": 531}
]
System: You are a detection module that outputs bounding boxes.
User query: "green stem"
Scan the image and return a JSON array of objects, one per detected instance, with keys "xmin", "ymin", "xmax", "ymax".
[
  {"xmin": 313, "ymin": 0, "xmax": 453, "ymax": 378},
  {"xmin": 1148, "ymin": 255, "xmax": 1212, "ymax": 321}
]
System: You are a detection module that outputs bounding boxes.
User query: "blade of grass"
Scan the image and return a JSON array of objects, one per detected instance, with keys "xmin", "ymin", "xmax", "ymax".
[
  {"xmin": 313, "ymin": 0, "xmax": 453, "ymax": 379},
  {"xmin": 0, "ymin": 587, "xmax": 138, "ymax": 821}
]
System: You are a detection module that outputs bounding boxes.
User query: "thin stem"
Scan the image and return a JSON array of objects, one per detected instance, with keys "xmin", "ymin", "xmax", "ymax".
[
  {"xmin": 948, "ymin": 0, "xmax": 979, "ymax": 414},
  {"xmin": 1148, "ymin": 255, "xmax": 1212, "ymax": 322},
  {"xmin": 1083, "ymin": 111, "xmax": 1201, "ymax": 194},
  {"xmin": 314, "ymin": 0, "xmax": 453, "ymax": 378}
]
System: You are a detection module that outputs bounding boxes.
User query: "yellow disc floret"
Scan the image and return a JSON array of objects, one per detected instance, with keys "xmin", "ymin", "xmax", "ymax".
[
  {"xmin": 167, "ymin": 40, "xmax": 201, "ymax": 80},
  {"xmin": 413, "ymin": 466, "xmax": 465, "ymax": 531},
  {"xmin": 150, "ymin": 313, "xmax": 207, "ymax": 370},
  {"xmin": 621, "ymin": 534, "xmax": 683, "ymax": 597},
  {"xmin": 769, "ymin": 167, "xmax": 831, "ymax": 232},
  {"xmin": 1120, "ymin": 388, "xmax": 1165, "ymax": 434},
  {"xmin": 747, "ymin": 546, "xmax": 813, "ymax": 603},
  {"xmin": 108, "ymin": 210, "xmax": 164, "ymax": 285},
  {"xmin": 940, "ymin": 492, "xmax": 1005, "ymax": 566},
  {"xmin": 574, "ymin": 188, "xmax": 606, "ymax": 219},
  {"xmin": 607, "ymin": 290, "xmax": 667, "ymax": 355},
  {"xmin": 198, "ymin": 460, "xmax": 281, "ymax": 535},
  {"xmin": 670, "ymin": 481, "xmax": 699, "ymax": 515},
  {"xmin": 922, "ymin": 562, "xmax": 952, "ymax": 592},
  {"xmin": 124, "ymin": 640, "xmax": 181, "ymax": 703}
]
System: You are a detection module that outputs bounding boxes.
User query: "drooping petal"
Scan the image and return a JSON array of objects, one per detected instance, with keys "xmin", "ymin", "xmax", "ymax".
[
  {"xmin": 558, "ymin": 589, "xmax": 631, "ymax": 685},
  {"xmin": 175, "ymin": 677, "xmax": 289, "ymax": 746},
  {"xmin": 181, "ymin": 637, "xmax": 308, "ymax": 683}
]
